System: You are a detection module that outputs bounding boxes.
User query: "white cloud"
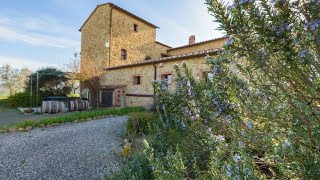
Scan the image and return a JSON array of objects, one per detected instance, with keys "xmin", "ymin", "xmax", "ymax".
[
  {"xmin": 0, "ymin": 26, "xmax": 79, "ymax": 49},
  {"xmin": 0, "ymin": 56, "xmax": 57, "ymax": 70},
  {"xmin": 169, "ymin": 1, "xmax": 226, "ymax": 43},
  {"xmin": 0, "ymin": 13, "xmax": 80, "ymax": 49}
]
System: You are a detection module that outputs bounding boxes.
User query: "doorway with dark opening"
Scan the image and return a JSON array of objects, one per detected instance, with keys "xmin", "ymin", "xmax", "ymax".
[{"xmin": 101, "ymin": 91, "xmax": 113, "ymax": 107}]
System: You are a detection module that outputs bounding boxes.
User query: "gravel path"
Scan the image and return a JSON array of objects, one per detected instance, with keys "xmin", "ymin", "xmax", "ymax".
[{"xmin": 0, "ymin": 116, "xmax": 127, "ymax": 180}]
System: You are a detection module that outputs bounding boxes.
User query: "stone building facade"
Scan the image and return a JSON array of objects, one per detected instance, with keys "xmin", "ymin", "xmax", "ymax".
[{"xmin": 80, "ymin": 3, "xmax": 227, "ymax": 109}]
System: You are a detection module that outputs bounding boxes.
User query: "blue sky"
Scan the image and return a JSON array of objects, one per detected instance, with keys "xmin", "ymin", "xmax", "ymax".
[{"xmin": 0, "ymin": 0, "xmax": 226, "ymax": 70}]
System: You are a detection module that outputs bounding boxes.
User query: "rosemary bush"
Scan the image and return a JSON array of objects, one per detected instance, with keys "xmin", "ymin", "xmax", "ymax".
[{"xmin": 106, "ymin": 0, "xmax": 319, "ymax": 178}]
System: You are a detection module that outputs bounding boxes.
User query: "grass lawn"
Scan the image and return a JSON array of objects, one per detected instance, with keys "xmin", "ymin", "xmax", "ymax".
[
  {"xmin": 0, "ymin": 107, "xmax": 145, "ymax": 133},
  {"xmin": 0, "ymin": 94, "xmax": 146, "ymax": 132}
]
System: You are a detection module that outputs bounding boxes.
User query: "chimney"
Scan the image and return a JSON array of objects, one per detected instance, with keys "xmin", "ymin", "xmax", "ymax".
[{"xmin": 189, "ymin": 35, "xmax": 196, "ymax": 45}]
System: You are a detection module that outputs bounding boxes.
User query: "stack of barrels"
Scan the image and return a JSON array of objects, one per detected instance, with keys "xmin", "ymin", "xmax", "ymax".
[
  {"xmin": 42, "ymin": 99, "xmax": 89, "ymax": 114},
  {"xmin": 68, "ymin": 99, "xmax": 89, "ymax": 112},
  {"xmin": 42, "ymin": 101, "xmax": 64, "ymax": 114}
]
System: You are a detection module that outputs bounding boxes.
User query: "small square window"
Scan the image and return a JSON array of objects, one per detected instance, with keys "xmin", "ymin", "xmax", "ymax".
[
  {"xmin": 134, "ymin": 24, "xmax": 138, "ymax": 32},
  {"xmin": 121, "ymin": 49, "xmax": 127, "ymax": 60},
  {"xmin": 134, "ymin": 76, "xmax": 141, "ymax": 85},
  {"xmin": 162, "ymin": 74, "xmax": 172, "ymax": 84},
  {"xmin": 145, "ymin": 56, "xmax": 151, "ymax": 60}
]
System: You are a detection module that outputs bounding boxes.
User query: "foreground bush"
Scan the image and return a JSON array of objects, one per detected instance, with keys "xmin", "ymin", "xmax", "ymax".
[
  {"xmin": 126, "ymin": 112, "xmax": 157, "ymax": 137},
  {"xmin": 107, "ymin": 63, "xmax": 319, "ymax": 179},
  {"xmin": 105, "ymin": 152, "xmax": 153, "ymax": 180},
  {"xmin": 150, "ymin": 64, "xmax": 319, "ymax": 179},
  {"xmin": 106, "ymin": 0, "xmax": 319, "ymax": 178}
]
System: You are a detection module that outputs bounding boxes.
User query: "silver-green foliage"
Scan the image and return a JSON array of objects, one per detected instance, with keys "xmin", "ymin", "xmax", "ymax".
[
  {"xmin": 150, "ymin": 0, "xmax": 320, "ymax": 177},
  {"xmin": 106, "ymin": 0, "xmax": 319, "ymax": 178}
]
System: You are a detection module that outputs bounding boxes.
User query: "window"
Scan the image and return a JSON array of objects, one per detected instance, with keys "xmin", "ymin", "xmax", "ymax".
[
  {"xmin": 121, "ymin": 49, "xmax": 127, "ymax": 60},
  {"xmin": 134, "ymin": 24, "xmax": 138, "ymax": 32},
  {"xmin": 162, "ymin": 74, "xmax": 172, "ymax": 84},
  {"xmin": 145, "ymin": 56, "xmax": 151, "ymax": 60},
  {"xmin": 202, "ymin": 71, "xmax": 214, "ymax": 83},
  {"xmin": 133, "ymin": 76, "xmax": 141, "ymax": 85}
]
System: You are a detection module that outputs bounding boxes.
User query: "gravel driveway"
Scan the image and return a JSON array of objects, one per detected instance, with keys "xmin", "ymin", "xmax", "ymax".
[{"xmin": 0, "ymin": 116, "xmax": 127, "ymax": 180}]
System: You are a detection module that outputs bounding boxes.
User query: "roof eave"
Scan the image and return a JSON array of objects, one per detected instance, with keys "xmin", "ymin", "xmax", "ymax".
[
  {"xmin": 110, "ymin": 3, "xmax": 159, "ymax": 28},
  {"xmin": 79, "ymin": 3, "xmax": 159, "ymax": 32},
  {"xmin": 79, "ymin": 3, "xmax": 107, "ymax": 32},
  {"xmin": 155, "ymin": 41, "xmax": 172, "ymax": 48},
  {"xmin": 106, "ymin": 49, "xmax": 220, "ymax": 70},
  {"xmin": 167, "ymin": 36, "xmax": 228, "ymax": 51}
]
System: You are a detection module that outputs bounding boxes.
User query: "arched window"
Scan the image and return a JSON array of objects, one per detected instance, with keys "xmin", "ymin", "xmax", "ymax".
[{"xmin": 121, "ymin": 49, "xmax": 127, "ymax": 60}]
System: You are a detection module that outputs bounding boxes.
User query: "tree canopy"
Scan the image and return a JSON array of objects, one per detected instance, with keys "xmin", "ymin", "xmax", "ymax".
[
  {"xmin": 0, "ymin": 64, "xmax": 30, "ymax": 96},
  {"xmin": 27, "ymin": 67, "xmax": 71, "ymax": 97}
]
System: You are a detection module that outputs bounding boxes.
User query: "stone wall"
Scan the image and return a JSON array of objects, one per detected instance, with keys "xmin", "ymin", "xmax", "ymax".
[
  {"xmin": 101, "ymin": 55, "xmax": 213, "ymax": 109},
  {"xmin": 110, "ymin": 9, "xmax": 167, "ymax": 67},
  {"xmin": 80, "ymin": 4, "xmax": 228, "ymax": 109},
  {"xmin": 80, "ymin": 4, "xmax": 170, "ymax": 69},
  {"xmin": 167, "ymin": 38, "xmax": 226, "ymax": 55},
  {"xmin": 81, "ymin": 5, "xmax": 111, "ymax": 66},
  {"xmin": 150, "ymin": 43, "xmax": 169, "ymax": 59},
  {"xmin": 101, "ymin": 64, "xmax": 155, "ymax": 108}
]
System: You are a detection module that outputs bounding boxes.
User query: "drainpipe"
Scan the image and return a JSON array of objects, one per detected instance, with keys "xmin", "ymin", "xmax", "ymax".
[
  {"xmin": 153, "ymin": 64, "xmax": 157, "ymax": 81},
  {"xmin": 153, "ymin": 64, "xmax": 157, "ymax": 109}
]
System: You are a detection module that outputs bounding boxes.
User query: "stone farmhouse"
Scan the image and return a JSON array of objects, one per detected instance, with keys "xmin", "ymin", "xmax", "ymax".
[{"xmin": 80, "ymin": 3, "xmax": 227, "ymax": 109}]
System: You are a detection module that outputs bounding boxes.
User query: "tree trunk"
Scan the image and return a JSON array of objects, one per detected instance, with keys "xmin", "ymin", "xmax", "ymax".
[{"xmin": 82, "ymin": 77, "xmax": 101, "ymax": 108}]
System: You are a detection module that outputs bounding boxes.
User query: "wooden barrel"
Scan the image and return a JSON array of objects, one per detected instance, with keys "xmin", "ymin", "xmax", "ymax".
[
  {"xmin": 42, "ymin": 101, "xmax": 64, "ymax": 114},
  {"xmin": 68, "ymin": 100, "xmax": 89, "ymax": 112},
  {"xmin": 68, "ymin": 100, "xmax": 76, "ymax": 112},
  {"xmin": 77, "ymin": 99, "xmax": 89, "ymax": 111}
]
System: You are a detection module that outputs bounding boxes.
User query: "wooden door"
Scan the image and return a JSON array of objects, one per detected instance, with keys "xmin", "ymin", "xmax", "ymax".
[{"xmin": 101, "ymin": 91, "xmax": 113, "ymax": 107}]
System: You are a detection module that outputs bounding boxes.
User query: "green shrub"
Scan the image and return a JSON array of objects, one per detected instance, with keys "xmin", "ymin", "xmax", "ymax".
[
  {"xmin": 108, "ymin": 0, "xmax": 320, "ymax": 178},
  {"xmin": 0, "ymin": 98, "xmax": 8, "ymax": 111},
  {"xmin": 126, "ymin": 112, "xmax": 156, "ymax": 136},
  {"xmin": 144, "ymin": 141, "xmax": 187, "ymax": 180},
  {"xmin": 6, "ymin": 92, "xmax": 41, "ymax": 108},
  {"xmin": 104, "ymin": 152, "xmax": 153, "ymax": 180}
]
